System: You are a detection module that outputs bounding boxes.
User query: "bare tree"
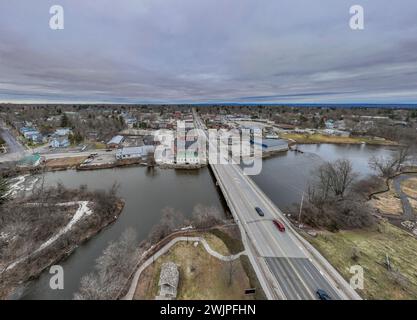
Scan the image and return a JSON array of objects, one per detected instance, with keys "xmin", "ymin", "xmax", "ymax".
[
  {"xmin": 309, "ymin": 159, "xmax": 357, "ymax": 205},
  {"xmin": 148, "ymin": 207, "xmax": 186, "ymax": 244},
  {"xmin": 191, "ymin": 204, "xmax": 224, "ymax": 228},
  {"xmin": 73, "ymin": 273, "xmax": 102, "ymax": 300},
  {"xmin": 329, "ymin": 159, "xmax": 357, "ymax": 197},
  {"xmin": 301, "ymin": 159, "xmax": 375, "ymax": 230},
  {"xmin": 369, "ymin": 147, "xmax": 409, "ymax": 178},
  {"xmin": 74, "ymin": 228, "xmax": 141, "ymax": 300},
  {"xmin": 160, "ymin": 207, "xmax": 186, "ymax": 231}
]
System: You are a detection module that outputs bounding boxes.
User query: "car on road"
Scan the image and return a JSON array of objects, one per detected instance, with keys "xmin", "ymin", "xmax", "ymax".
[
  {"xmin": 273, "ymin": 219, "xmax": 286, "ymax": 232},
  {"xmin": 316, "ymin": 289, "xmax": 332, "ymax": 300},
  {"xmin": 255, "ymin": 207, "xmax": 265, "ymax": 217}
]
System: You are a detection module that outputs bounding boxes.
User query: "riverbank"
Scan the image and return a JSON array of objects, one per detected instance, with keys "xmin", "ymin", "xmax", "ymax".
[
  {"xmin": 11, "ymin": 143, "xmax": 397, "ymax": 299},
  {"xmin": 300, "ymin": 167, "xmax": 417, "ymax": 300},
  {"xmin": 368, "ymin": 171, "xmax": 417, "ymax": 234},
  {"xmin": 281, "ymin": 132, "xmax": 398, "ymax": 146},
  {"xmin": 0, "ymin": 196, "xmax": 124, "ymax": 299}
]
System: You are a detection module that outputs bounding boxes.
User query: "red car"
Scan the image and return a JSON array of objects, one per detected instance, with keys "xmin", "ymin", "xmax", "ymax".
[{"xmin": 273, "ymin": 220, "xmax": 286, "ymax": 232}]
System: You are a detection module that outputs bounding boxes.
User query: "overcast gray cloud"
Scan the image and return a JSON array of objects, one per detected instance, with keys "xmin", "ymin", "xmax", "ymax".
[{"xmin": 0, "ymin": 0, "xmax": 417, "ymax": 103}]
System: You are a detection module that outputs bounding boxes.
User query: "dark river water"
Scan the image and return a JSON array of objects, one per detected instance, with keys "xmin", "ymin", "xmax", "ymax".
[
  {"xmin": 251, "ymin": 143, "xmax": 396, "ymax": 210},
  {"xmin": 19, "ymin": 167, "xmax": 226, "ymax": 300},
  {"xmin": 19, "ymin": 143, "xmax": 396, "ymax": 299}
]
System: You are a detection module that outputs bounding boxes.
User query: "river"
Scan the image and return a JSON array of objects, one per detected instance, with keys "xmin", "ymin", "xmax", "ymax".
[
  {"xmin": 19, "ymin": 167, "xmax": 227, "ymax": 300},
  {"xmin": 19, "ymin": 143, "xmax": 396, "ymax": 299},
  {"xmin": 251, "ymin": 143, "xmax": 396, "ymax": 210}
]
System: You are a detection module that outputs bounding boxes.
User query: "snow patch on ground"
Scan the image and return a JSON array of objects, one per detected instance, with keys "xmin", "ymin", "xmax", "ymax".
[
  {"xmin": 36, "ymin": 201, "xmax": 92, "ymax": 252},
  {"xmin": 0, "ymin": 232, "xmax": 10, "ymax": 240},
  {"xmin": 6, "ymin": 175, "xmax": 40, "ymax": 198},
  {"xmin": 3, "ymin": 201, "xmax": 93, "ymax": 272}
]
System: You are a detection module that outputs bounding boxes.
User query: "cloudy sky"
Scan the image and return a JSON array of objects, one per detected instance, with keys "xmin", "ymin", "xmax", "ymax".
[{"xmin": 0, "ymin": 0, "xmax": 417, "ymax": 104}]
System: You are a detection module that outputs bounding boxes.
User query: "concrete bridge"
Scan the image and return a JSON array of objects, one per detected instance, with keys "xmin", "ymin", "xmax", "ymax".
[{"xmin": 193, "ymin": 108, "xmax": 361, "ymax": 300}]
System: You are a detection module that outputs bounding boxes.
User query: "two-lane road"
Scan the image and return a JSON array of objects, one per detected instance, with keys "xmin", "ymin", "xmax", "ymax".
[
  {"xmin": 0, "ymin": 124, "xmax": 27, "ymax": 162},
  {"xmin": 214, "ymin": 160, "xmax": 341, "ymax": 300},
  {"xmin": 193, "ymin": 108, "xmax": 360, "ymax": 300}
]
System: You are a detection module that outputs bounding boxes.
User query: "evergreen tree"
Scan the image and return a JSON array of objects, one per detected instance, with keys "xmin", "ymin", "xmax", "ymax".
[
  {"xmin": 0, "ymin": 177, "xmax": 9, "ymax": 205},
  {"xmin": 61, "ymin": 113, "xmax": 71, "ymax": 127}
]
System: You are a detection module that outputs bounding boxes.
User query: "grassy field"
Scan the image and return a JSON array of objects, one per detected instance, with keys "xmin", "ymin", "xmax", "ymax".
[
  {"xmin": 209, "ymin": 228, "xmax": 245, "ymax": 254},
  {"xmin": 45, "ymin": 156, "xmax": 87, "ymax": 168},
  {"xmin": 306, "ymin": 221, "xmax": 417, "ymax": 299},
  {"xmin": 281, "ymin": 133, "xmax": 397, "ymax": 146},
  {"xmin": 134, "ymin": 232, "xmax": 253, "ymax": 300},
  {"xmin": 92, "ymin": 142, "xmax": 106, "ymax": 149},
  {"xmin": 369, "ymin": 181, "xmax": 403, "ymax": 215}
]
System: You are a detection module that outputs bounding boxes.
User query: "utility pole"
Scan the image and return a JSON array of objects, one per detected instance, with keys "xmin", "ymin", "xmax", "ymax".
[{"xmin": 298, "ymin": 192, "xmax": 304, "ymax": 228}]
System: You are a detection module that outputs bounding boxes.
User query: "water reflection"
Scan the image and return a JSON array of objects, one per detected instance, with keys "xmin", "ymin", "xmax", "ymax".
[
  {"xmin": 251, "ymin": 144, "xmax": 396, "ymax": 210},
  {"xmin": 20, "ymin": 166, "xmax": 226, "ymax": 300}
]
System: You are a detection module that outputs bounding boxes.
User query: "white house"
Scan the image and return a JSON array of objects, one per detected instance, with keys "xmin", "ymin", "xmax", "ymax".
[
  {"xmin": 156, "ymin": 262, "xmax": 179, "ymax": 300},
  {"xmin": 50, "ymin": 137, "xmax": 70, "ymax": 148},
  {"xmin": 116, "ymin": 146, "xmax": 155, "ymax": 160},
  {"xmin": 55, "ymin": 128, "xmax": 72, "ymax": 136}
]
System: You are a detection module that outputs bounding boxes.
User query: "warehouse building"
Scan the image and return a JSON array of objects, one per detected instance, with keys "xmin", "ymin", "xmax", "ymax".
[
  {"xmin": 116, "ymin": 145, "xmax": 155, "ymax": 160},
  {"xmin": 251, "ymin": 138, "xmax": 289, "ymax": 152}
]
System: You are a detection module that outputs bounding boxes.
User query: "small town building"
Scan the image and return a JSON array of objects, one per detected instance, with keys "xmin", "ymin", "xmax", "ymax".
[
  {"xmin": 116, "ymin": 145, "xmax": 155, "ymax": 160},
  {"xmin": 20, "ymin": 127, "xmax": 38, "ymax": 137},
  {"xmin": 20, "ymin": 127, "xmax": 44, "ymax": 144},
  {"xmin": 50, "ymin": 137, "xmax": 70, "ymax": 148},
  {"xmin": 55, "ymin": 128, "xmax": 72, "ymax": 136},
  {"xmin": 107, "ymin": 135, "xmax": 124, "ymax": 148},
  {"xmin": 17, "ymin": 154, "xmax": 42, "ymax": 168},
  {"xmin": 322, "ymin": 129, "xmax": 351, "ymax": 137},
  {"xmin": 87, "ymin": 131, "xmax": 99, "ymax": 141},
  {"xmin": 156, "ymin": 262, "xmax": 179, "ymax": 300},
  {"xmin": 325, "ymin": 120, "xmax": 335, "ymax": 129},
  {"xmin": 143, "ymin": 134, "xmax": 156, "ymax": 146},
  {"xmin": 251, "ymin": 138, "xmax": 289, "ymax": 152},
  {"xmin": 176, "ymin": 150, "xmax": 200, "ymax": 164}
]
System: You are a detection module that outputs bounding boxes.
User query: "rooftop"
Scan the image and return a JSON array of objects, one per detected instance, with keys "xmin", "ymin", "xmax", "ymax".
[{"xmin": 107, "ymin": 135, "xmax": 124, "ymax": 145}]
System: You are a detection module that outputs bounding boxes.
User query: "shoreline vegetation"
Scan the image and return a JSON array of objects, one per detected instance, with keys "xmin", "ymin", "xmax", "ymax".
[
  {"xmin": 296, "ymin": 150, "xmax": 417, "ymax": 300},
  {"xmin": 281, "ymin": 132, "xmax": 398, "ymax": 146},
  {"xmin": 0, "ymin": 184, "xmax": 124, "ymax": 299},
  {"xmin": 74, "ymin": 205, "xmax": 265, "ymax": 300}
]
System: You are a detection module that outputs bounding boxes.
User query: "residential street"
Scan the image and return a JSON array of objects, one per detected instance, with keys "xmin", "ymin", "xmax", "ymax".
[{"xmin": 0, "ymin": 123, "xmax": 27, "ymax": 162}]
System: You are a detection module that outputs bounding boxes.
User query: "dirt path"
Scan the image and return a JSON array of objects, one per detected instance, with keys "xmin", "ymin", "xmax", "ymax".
[
  {"xmin": 393, "ymin": 174, "xmax": 417, "ymax": 221},
  {"xmin": 123, "ymin": 236, "xmax": 246, "ymax": 300}
]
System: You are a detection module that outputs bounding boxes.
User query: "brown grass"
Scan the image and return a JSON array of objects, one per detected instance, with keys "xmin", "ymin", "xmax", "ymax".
[
  {"xmin": 306, "ymin": 221, "xmax": 417, "ymax": 300},
  {"xmin": 45, "ymin": 156, "xmax": 87, "ymax": 168},
  {"xmin": 134, "ymin": 233, "xmax": 252, "ymax": 300},
  {"xmin": 281, "ymin": 133, "xmax": 397, "ymax": 146},
  {"xmin": 408, "ymin": 198, "xmax": 417, "ymax": 214},
  {"xmin": 369, "ymin": 182, "xmax": 403, "ymax": 215}
]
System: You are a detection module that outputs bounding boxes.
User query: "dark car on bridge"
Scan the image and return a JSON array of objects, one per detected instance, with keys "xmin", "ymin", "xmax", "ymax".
[
  {"xmin": 255, "ymin": 207, "xmax": 265, "ymax": 217},
  {"xmin": 273, "ymin": 219, "xmax": 286, "ymax": 232},
  {"xmin": 316, "ymin": 289, "xmax": 332, "ymax": 300}
]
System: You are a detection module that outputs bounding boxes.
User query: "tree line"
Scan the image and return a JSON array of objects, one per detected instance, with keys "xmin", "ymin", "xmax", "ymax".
[{"xmin": 299, "ymin": 147, "xmax": 411, "ymax": 230}]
